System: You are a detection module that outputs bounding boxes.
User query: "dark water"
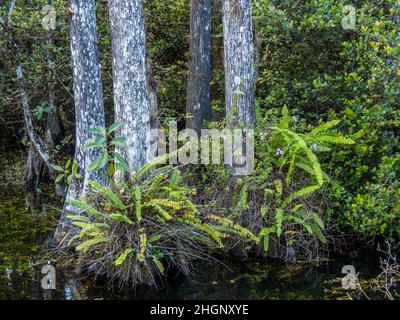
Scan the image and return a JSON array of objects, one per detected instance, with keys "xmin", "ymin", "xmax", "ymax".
[{"xmin": 0, "ymin": 186, "xmax": 382, "ymax": 300}]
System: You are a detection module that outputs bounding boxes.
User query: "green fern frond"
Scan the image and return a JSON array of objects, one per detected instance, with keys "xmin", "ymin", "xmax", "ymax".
[
  {"xmin": 114, "ymin": 248, "xmax": 135, "ymax": 266},
  {"xmin": 75, "ymin": 236, "xmax": 109, "ymax": 252},
  {"xmin": 281, "ymin": 185, "xmax": 320, "ymax": 209},
  {"xmin": 89, "ymin": 180, "xmax": 127, "ymax": 210},
  {"xmin": 309, "ymin": 120, "xmax": 341, "ymax": 136}
]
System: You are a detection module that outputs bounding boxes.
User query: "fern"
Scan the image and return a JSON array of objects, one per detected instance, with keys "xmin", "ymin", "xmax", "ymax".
[
  {"xmin": 67, "ymin": 199, "xmax": 106, "ymax": 218},
  {"xmin": 75, "ymin": 236, "xmax": 109, "ymax": 253},
  {"xmin": 280, "ymin": 185, "xmax": 320, "ymax": 209},
  {"xmin": 90, "ymin": 180, "xmax": 127, "ymax": 210},
  {"xmin": 134, "ymin": 186, "xmax": 142, "ymax": 222},
  {"xmin": 309, "ymin": 120, "xmax": 341, "ymax": 136},
  {"xmin": 114, "ymin": 248, "xmax": 135, "ymax": 266},
  {"xmin": 275, "ymin": 208, "xmax": 284, "ymax": 238},
  {"xmin": 109, "ymin": 213, "xmax": 134, "ymax": 225}
]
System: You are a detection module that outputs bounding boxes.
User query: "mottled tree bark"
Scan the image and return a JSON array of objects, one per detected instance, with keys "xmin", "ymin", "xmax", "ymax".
[
  {"xmin": 223, "ymin": 0, "xmax": 255, "ymax": 126},
  {"xmin": 186, "ymin": 0, "xmax": 212, "ymax": 133},
  {"xmin": 54, "ymin": 0, "xmax": 106, "ymax": 244},
  {"xmin": 109, "ymin": 0, "xmax": 151, "ymax": 178}
]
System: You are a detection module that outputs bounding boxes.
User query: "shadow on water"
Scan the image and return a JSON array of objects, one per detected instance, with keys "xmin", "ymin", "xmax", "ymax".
[{"xmin": 0, "ymin": 184, "xmax": 383, "ymax": 300}]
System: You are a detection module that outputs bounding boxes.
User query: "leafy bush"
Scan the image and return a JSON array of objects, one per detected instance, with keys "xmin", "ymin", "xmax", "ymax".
[
  {"xmin": 197, "ymin": 107, "xmax": 354, "ymax": 261},
  {"xmin": 254, "ymin": 0, "xmax": 400, "ymax": 239},
  {"xmin": 342, "ymin": 155, "xmax": 400, "ymax": 240},
  {"xmin": 64, "ymin": 153, "xmax": 259, "ymax": 287}
]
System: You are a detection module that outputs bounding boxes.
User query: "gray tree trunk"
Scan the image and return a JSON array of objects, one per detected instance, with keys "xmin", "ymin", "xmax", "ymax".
[
  {"xmin": 45, "ymin": 27, "xmax": 63, "ymax": 149},
  {"xmin": 54, "ymin": 0, "xmax": 106, "ymax": 244},
  {"xmin": 186, "ymin": 0, "xmax": 212, "ymax": 133},
  {"xmin": 109, "ymin": 0, "xmax": 151, "ymax": 178},
  {"xmin": 223, "ymin": 0, "xmax": 255, "ymax": 126}
]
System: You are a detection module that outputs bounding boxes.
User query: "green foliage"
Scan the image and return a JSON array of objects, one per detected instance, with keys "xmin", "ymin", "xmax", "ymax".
[
  {"xmin": 54, "ymin": 159, "xmax": 81, "ymax": 190},
  {"xmin": 342, "ymin": 155, "xmax": 400, "ymax": 240},
  {"xmin": 237, "ymin": 106, "xmax": 353, "ymax": 256},
  {"xmin": 84, "ymin": 122, "xmax": 129, "ymax": 175},
  {"xmin": 66, "ymin": 154, "xmax": 258, "ymax": 286},
  {"xmin": 32, "ymin": 103, "xmax": 53, "ymax": 121},
  {"xmin": 254, "ymin": 0, "xmax": 400, "ymax": 239}
]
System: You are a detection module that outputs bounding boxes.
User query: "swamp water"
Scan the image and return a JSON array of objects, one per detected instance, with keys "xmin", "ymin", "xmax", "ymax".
[{"xmin": 0, "ymin": 185, "xmax": 383, "ymax": 300}]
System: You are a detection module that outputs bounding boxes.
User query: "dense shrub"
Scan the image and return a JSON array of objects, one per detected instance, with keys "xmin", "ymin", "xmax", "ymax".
[{"xmin": 254, "ymin": 0, "xmax": 400, "ymax": 239}]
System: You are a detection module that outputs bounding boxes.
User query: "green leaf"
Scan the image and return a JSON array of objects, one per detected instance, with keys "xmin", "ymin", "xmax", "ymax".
[
  {"xmin": 263, "ymin": 234, "xmax": 270, "ymax": 252},
  {"xmin": 114, "ymin": 248, "xmax": 135, "ymax": 266},
  {"xmin": 152, "ymin": 256, "xmax": 165, "ymax": 273},
  {"xmin": 88, "ymin": 156, "xmax": 99, "ymax": 172},
  {"xmin": 135, "ymin": 150, "xmax": 179, "ymax": 180},
  {"xmin": 281, "ymin": 185, "xmax": 320, "ymax": 209},
  {"xmin": 67, "ymin": 199, "xmax": 106, "ymax": 218},
  {"xmin": 309, "ymin": 120, "xmax": 341, "ymax": 136},
  {"xmin": 89, "ymin": 181, "xmax": 127, "ymax": 210},
  {"xmin": 111, "ymin": 137, "xmax": 128, "ymax": 149},
  {"xmin": 145, "ymin": 203, "xmax": 173, "ymax": 220},
  {"xmin": 315, "ymin": 135, "xmax": 355, "ymax": 145},
  {"xmin": 279, "ymin": 105, "xmax": 291, "ymax": 129},
  {"xmin": 108, "ymin": 162, "xmax": 115, "ymax": 177},
  {"xmin": 134, "ymin": 186, "xmax": 142, "ymax": 222},
  {"xmin": 53, "ymin": 165, "xmax": 64, "ymax": 172},
  {"xmin": 76, "ymin": 237, "xmax": 108, "ymax": 252},
  {"xmin": 87, "ymin": 126, "xmax": 106, "ymax": 137},
  {"xmin": 109, "ymin": 213, "xmax": 134, "ymax": 225},
  {"xmin": 66, "ymin": 215, "xmax": 89, "ymax": 222},
  {"xmin": 114, "ymin": 152, "xmax": 130, "ymax": 172},
  {"xmin": 275, "ymin": 209, "xmax": 284, "ymax": 238},
  {"xmin": 65, "ymin": 159, "xmax": 72, "ymax": 170},
  {"xmin": 99, "ymin": 151, "xmax": 109, "ymax": 168},
  {"xmin": 312, "ymin": 213, "xmax": 325, "ymax": 229},
  {"xmin": 148, "ymin": 234, "xmax": 162, "ymax": 243},
  {"xmin": 108, "ymin": 121, "xmax": 123, "ymax": 133},
  {"xmin": 260, "ymin": 206, "xmax": 268, "ymax": 217},
  {"xmin": 55, "ymin": 173, "xmax": 65, "ymax": 183}
]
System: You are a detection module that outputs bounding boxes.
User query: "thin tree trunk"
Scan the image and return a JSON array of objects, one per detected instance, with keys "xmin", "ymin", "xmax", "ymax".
[
  {"xmin": 2, "ymin": 0, "xmax": 59, "ymax": 181},
  {"xmin": 253, "ymin": 0, "xmax": 263, "ymax": 81},
  {"xmin": 24, "ymin": 144, "xmax": 40, "ymax": 190},
  {"xmin": 25, "ymin": 1, "xmax": 63, "ymax": 189},
  {"xmin": 222, "ymin": 0, "xmax": 255, "ymax": 126},
  {"xmin": 109, "ymin": 0, "xmax": 151, "ymax": 178},
  {"xmin": 45, "ymin": 22, "xmax": 63, "ymax": 149},
  {"xmin": 186, "ymin": 0, "xmax": 212, "ymax": 133},
  {"xmin": 54, "ymin": 0, "xmax": 106, "ymax": 244},
  {"xmin": 147, "ymin": 59, "xmax": 158, "ymax": 131},
  {"xmin": 16, "ymin": 66, "xmax": 58, "ymax": 174}
]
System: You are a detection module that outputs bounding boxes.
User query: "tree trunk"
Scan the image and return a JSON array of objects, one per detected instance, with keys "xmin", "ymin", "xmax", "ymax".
[
  {"xmin": 253, "ymin": 1, "xmax": 263, "ymax": 81},
  {"xmin": 186, "ymin": 0, "xmax": 212, "ymax": 133},
  {"xmin": 25, "ymin": 2, "xmax": 63, "ymax": 189},
  {"xmin": 147, "ymin": 59, "xmax": 158, "ymax": 131},
  {"xmin": 45, "ymin": 24, "xmax": 63, "ymax": 149},
  {"xmin": 222, "ymin": 0, "xmax": 255, "ymax": 126},
  {"xmin": 24, "ymin": 144, "xmax": 40, "ymax": 190},
  {"xmin": 4, "ymin": 0, "xmax": 59, "ymax": 186},
  {"xmin": 54, "ymin": 0, "xmax": 106, "ymax": 244},
  {"xmin": 109, "ymin": 0, "xmax": 151, "ymax": 178}
]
